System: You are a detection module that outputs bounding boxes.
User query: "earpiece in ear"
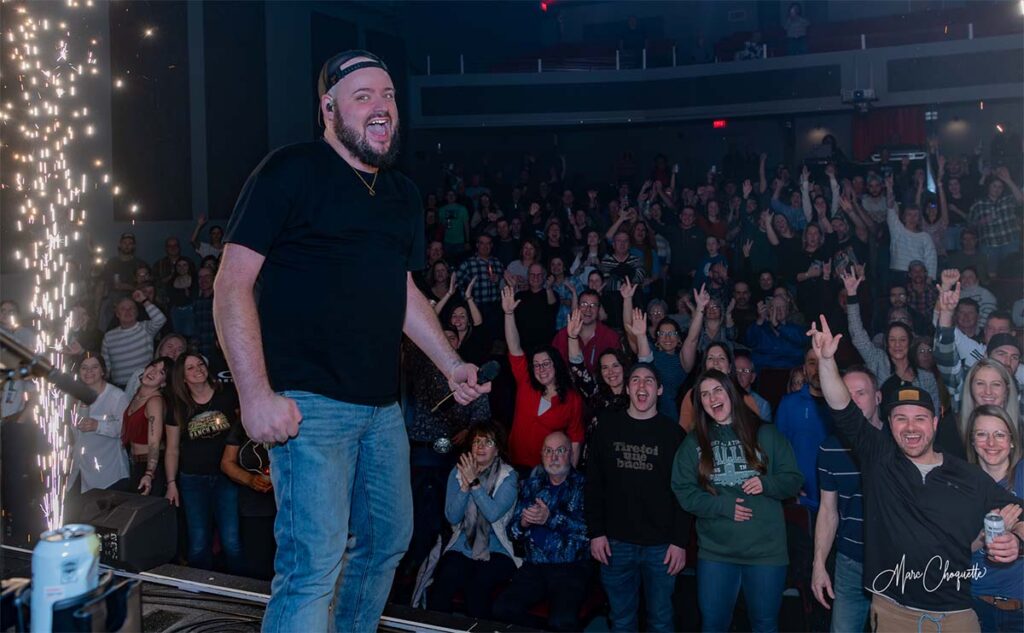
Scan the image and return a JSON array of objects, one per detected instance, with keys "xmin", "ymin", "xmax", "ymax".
[{"xmin": 325, "ymin": 100, "xmax": 334, "ymax": 112}]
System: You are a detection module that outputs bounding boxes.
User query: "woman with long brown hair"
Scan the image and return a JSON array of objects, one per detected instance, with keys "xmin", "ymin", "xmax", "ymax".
[
  {"xmin": 164, "ymin": 353, "xmax": 243, "ymax": 574},
  {"xmin": 672, "ymin": 369, "xmax": 802, "ymax": 633},
  {"xmin": 121, "ymin": 356, "xmax": 173, "ymax": 497}
]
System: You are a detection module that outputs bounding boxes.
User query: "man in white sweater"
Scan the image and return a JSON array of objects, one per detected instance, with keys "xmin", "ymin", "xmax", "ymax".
[
  {"xmin": 884, "ymin": 175, "xmax": 936, "ymax": 284},
  {"xmin": 101, "ymin": 290, "xmax": 167, "ymax": 388}
]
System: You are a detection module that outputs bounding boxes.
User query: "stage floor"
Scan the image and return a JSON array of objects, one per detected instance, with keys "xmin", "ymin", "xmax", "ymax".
[{"xmin": 2, "ymin": 546, "xmax": 525, "ymax": 632}]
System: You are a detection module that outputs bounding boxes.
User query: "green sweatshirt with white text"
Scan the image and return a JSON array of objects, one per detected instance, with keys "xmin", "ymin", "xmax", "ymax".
[{"xmin": 671, "ymin": 422, "xmax": 802, "ymax": 565}]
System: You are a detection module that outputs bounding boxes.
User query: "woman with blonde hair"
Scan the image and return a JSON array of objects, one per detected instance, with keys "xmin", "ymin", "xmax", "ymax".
[
  {"xmin": 964, "ymin": 405, "xmax": 1024, "ymax": 632},
  {"xmin": 936, "ymin": 358, "xmax": 1019, "ymax": 460}
]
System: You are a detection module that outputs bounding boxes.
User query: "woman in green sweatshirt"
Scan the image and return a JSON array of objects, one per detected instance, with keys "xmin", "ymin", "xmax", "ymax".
[{"xmin": 672, "ymin": 369, "xmax": 803, "ymax": 633}]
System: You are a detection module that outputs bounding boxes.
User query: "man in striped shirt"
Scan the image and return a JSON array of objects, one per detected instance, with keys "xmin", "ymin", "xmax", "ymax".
[
  {"xmin": 811, "ymin": 365, "xmax": 881, "ymax": 633},
  {"xmin": 101, "ymin": 290, "xmax": 167, "ymax": 388}
]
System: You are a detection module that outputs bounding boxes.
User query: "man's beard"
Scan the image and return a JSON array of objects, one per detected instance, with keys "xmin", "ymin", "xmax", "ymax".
[{"xmin": 333, "ymin": 113, "xmax": 400, "ymax": 169}]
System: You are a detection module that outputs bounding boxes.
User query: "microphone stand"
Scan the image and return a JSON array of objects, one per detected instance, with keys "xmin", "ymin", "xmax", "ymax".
[{"xmin": 0, "ymin": 328, "xmax": 98, "ymax": 405}]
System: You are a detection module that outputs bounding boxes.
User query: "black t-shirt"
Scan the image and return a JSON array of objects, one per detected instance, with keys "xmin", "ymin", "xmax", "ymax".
[
  {"xmin": 515, "ymin": 289, "xmax": 557, "ymax": 353},
  {"xmin": 226, "ymin": 140, "xmax": 425, "ymax": 405},
  {"xmin": 225, "ymin": 422, "xmax": 276, "ymax": 517},
  {"xmin": 169, "ymin": 388, "xmax": 239, "ymax": 476}
]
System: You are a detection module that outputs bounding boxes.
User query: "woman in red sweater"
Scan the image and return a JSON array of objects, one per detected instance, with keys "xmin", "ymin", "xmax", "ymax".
[{"xmin": 501, "ymin": 286, "xmax": 584, "ymax": 469}]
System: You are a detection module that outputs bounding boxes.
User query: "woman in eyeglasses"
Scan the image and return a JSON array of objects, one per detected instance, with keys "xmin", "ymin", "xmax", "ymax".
[
  {"xmin": 964, "ymin": 405, "xmax": 1024, "ymax": 632},
  {"xmin": 502, "ymin": 286, "xmax": 584, "ymax": 470},
  {"xmin": 424, "ymin": 422, "xmax": 520, "ymax": 619}
]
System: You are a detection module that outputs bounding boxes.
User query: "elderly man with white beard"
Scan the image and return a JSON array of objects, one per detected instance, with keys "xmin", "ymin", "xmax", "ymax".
[
  {"xmin": 493, "ymin": 431, "xmax": 590, "ymax": 631},
  {"xmin": 585, "ymin": 363, "xmax": 692, "ymax": 632}
]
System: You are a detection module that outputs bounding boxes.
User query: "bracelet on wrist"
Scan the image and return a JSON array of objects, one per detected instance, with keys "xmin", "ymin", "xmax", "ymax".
[
  {"xmin": 167, "ymin": 480, "xmax": 176, "ymax": 486},
  {"xmin": 568, "ymin": 335, "xmax": 579, "ymax": 340}
]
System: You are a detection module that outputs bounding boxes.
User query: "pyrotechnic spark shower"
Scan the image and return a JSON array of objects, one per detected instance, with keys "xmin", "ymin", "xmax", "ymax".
[{"xmin": 2, "ymin": 0, "xmax": 108, "ymax": 531}]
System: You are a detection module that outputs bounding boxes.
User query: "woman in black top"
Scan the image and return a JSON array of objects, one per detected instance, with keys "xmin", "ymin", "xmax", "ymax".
[{"xmin": 166, "ymin": 354, "xmax": 244, "ymax": 574}]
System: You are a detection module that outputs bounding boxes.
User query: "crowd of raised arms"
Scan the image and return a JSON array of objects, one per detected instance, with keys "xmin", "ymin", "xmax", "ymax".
[{"xmin": 1, "ymin": 133, "xmax": 1022, "ymax": 632}]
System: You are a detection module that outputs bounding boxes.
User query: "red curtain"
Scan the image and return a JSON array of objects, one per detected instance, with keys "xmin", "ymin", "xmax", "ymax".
[{"xmin": 851, "ymin": 106, "xmax": 926, "ymax": 160}]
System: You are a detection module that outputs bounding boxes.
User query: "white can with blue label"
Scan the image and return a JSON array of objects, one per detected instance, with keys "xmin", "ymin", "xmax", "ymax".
[{"xmin": 31, "ymin": 524, "xmax": 100, "ymax": 633}]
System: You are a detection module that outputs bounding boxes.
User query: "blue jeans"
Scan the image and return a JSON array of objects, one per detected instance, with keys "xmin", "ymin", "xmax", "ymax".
[
  {"xmin": 697, "ymin": 559, "xmax": 787, "ymax": 633},
  {"xmin": 262, "ymin": 392, "xmax": 412, "ymax": 633},
  {"xmin": 177, "ymin": 472, "xmax": 242, "ymax": 574},
  {"xmin": 831, "ymin": 553, "xmax": 869, "ymax": 633},
  {"xmin": 973, "ymin": 597, "xmax": 1024, "ymax": 633},
  {"xmin": 599, "ymin": 539, "xmax": 676, "ymax": 632}
]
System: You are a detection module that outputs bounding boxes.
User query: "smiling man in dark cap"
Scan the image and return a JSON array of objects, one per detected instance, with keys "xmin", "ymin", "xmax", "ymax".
[{"xmin": 215, "ymin": 51, "xmax": 490, "ymax": 632}]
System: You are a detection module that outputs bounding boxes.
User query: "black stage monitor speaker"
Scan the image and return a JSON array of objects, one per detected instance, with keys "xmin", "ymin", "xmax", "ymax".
[{"xmin": 71, "ymin": 489, "xmax": 177, "ymax": 572}]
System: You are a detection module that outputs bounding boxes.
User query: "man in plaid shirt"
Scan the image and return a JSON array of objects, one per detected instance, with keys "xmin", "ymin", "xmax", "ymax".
[
  {"xmin": 906, "ymin": 260, "xmax": 938, "ymax": 317},
  {"xmin": 457, "ymin": 234, "xmax": 504, "ymax": 331},
  {"xmin": 969, "ymin": 166, "xmax": 1023, "ymax": 274}
]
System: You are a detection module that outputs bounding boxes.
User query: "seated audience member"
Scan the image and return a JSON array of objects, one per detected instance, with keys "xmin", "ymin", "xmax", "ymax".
[
  {"xmin": 599, "ymin": 230, "xmax": 646, "ymax": 329},
  {"xmin": 733, "ymin": 350, "xmax": 772, "ymax": 421},
  {"xmin": 494, "ymin": 432, "xmax": 590, "ymax": 631},
  {"xmin": 811, "ymin": 366, "xmax": 882, "ymax": 633},
  {"xmin": 842, "ymin": 268, "xmax": 942, "ymax": 411},
  {"xmin": 101, "ymin": 291, "xmax": 168, "ymax": 388},
  {"xmin": 959, "ymin": 267, "xmax": 998, "ymax": 325},
  {"xmin": 190, "ymin": 215, "xmax": 224, "ymax": 259},
  {"xmin": 425, "ymin": 423, "xmax": 520, "ymax": 619},
  {"xmin": 65, "ymin": 304, "xmax": 103, "ymax": 365},
  {"xmin": 507, "ymin": 238, "xmax": 541, "ymax": 292},
  {"xmin": 775, "ymin": 348, "xmax": 830, "ymax": 510},
  {"xmin": 165, "ymin": 353, "xmax": 244, "ymax": 574},
  {"xmin": 681, "ymin": 286, "xmax": 734, "ymax": 370},
  {"xmin": 673, "ymin": 369, "xmax": 803, "ymax": 633},
  {"xmin": 121, "ymin": 357, "xmax": 173, "ymax": 497},
  {"xmin": 402, "ymin": 333, "xmax": 491, "ymax": 570},
  {"xmin": 514, "ymin": 263, "xmax": 558, "ymax": 352},
  {"xmin": 809, "ymin": 316, "xmax": 1023, "ymax": 632},
  {"xmin": 551, "ymin": 288, "xmax": 621, "ymax": 376},
  {"xmin": 945, "ymin": 228, "xmax": 988, "ymax": 281},
  {"xmin": 436, "ymin": 283, "xmax": 489, "ymax": 366},
  {"xmin": 153, "ymin": 236, "xmax": 192, "ymax": 291},
  {"xmin": 969, "ymin": 167, "xmax": 1023, "ymax": 274},
  {"xmin": 503, "ymin": 287, "xmax": 584, "ymax": 469},
  {"xmin": 586, "ymin": 363, "xmax": 690, "ymax": 633},
  {"xmin": 964, "ymin": 405, "xmax": 1024, "ymax": 633},
  {"xmin": 744, "ymin": 294, "xmax": 807, "ymax": 370},
  {"xmin": 730, "ymin": 281, "xmax": 759, "ymax": 342},
  {"xmin": 67, "ymin": 355, "xmax": 131, "ymax": 515}
]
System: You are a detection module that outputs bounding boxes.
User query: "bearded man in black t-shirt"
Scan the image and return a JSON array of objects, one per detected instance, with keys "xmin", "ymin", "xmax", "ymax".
[{"xmin": 215, "ymin": 50, "xmax": 490, "ymax": 633}]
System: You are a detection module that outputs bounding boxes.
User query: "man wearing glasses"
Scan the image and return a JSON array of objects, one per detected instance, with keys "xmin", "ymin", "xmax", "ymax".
[
  {"xmin": 494, "ymin": 431, "xmax": 590, "ymax": 631},
  {"xmin": 552, "ymin": 288, "xmax": 622, "ymax": 375}
]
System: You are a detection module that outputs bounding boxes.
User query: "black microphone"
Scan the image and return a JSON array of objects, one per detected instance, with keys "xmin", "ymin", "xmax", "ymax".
[{"xmin": 430, "ymin": 360, "xmax": 500, "ymax": 413}]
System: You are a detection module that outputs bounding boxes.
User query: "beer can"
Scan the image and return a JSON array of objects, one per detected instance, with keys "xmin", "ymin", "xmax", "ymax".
[
  {"xmin": 31, "ymin": 524, "xmax": 100, "ymax": 633},
  {"xmin": 984, "ymin": 512, "xmax": 1005, "ymax": 546}
]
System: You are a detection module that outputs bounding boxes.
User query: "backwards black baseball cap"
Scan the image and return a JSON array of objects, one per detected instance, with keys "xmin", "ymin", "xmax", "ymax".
[
  {"xmin": 316, "ymin": 50, "xmax": 389, "ymax": 127},
  {"xmin": 881, "ymin": 379, "xmax": 935, "ymax": 418}
]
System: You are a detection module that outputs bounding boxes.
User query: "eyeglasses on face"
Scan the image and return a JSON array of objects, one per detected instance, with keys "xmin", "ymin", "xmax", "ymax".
[
  {"xmin": 735, "ymin": 368, "xmax": 754, "ymax": 374},
  {"xmin": 973, "ymin": 430, "xmax": 1009, "ymax": 443},
  {"xmin": 542, "ymin": 446, "xmax": 569, "ymax": 457},
  {"xmin": 472, "ymin": 438, "xmax": 496, "ymax": 448},
  {"xmin": 533, "ymin": 360, "xmax": 554, "ymax": 371},
  {"xmin": 656, "ymin": 331, "xmax": 679, "ymax": 338},
  {"xmin": 580, "ymin": 301, "xmax": 599, "ymax": 309}
]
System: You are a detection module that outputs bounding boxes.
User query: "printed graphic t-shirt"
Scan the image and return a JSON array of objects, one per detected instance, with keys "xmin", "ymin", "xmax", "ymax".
[{"xmin": 169, "ymin": 387, "xmax": 239, "ymax": 476}]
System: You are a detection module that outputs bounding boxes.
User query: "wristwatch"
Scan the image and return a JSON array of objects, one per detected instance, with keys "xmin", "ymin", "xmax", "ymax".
[{"xmin": 469, "ymin": 477, "xmax": 481, "ymax": 489}]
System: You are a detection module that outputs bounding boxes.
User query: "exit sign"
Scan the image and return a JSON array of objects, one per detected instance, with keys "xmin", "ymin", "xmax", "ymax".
[{"xmin": 713, "ymin": 119, "xmax": 728, "ymax": 129}]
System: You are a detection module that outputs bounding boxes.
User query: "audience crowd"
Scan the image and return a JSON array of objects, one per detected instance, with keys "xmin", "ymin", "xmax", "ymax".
[{"xmin": 2, "ymin": 133, "xmax": 1024, "ymax": 632}]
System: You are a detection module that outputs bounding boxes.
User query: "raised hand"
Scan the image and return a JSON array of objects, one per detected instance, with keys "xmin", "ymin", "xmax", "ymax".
[
  {"xmin": 448, "ymin": 271, "xmax": 458, "ymax": 296},
  {"xmin": 822, "ymin": 259, "xmax": 832, "ymax": 279},
  {"xmin": 693, "ymin": 284, "xmax": 711, "ymax": 313},
  {"xmin": 626, "ymin": 307, "xmax": 647, "ymax": 339},
  {"xmin": 800, "ymin": 165, "xmax": 810, "ymax": 184},
  {"xmin": 825, "ymin": 163, "xmax": 836, "ymax": 179},
  {"xmin": 742, "ymin": 179, "xmax": 753, "ymax": 198},
  {"xmin": 742, "ymin": 239, "xmax": 753, "ymax": 258},
  {"xmin": 937, "ymin": 154, "xmax": 946, "ymax": 176},
  {"xmin": 131, "ymin": 289, "xmax": 146, "ymax": 303},
  {"xmin": 940, "ymin": 268, "xmax": 960, "ymax": 291},
  {"xmin": 840, "ymin": 266, "xmax": 864, "ymax": 297},
  {"xmin": 806, "ymin": 315, "xmax": 843, "ymax": 361},
  {"xmin": 567, "ymin": 308, "xmax": 583, "ymax": 339},
  {"xmin": 501, "ymin": 285, "xmax": 520, "ymax": 314},
  {"xmin": 884, "ymin": 174, "xmax": 894, "ymax": 191},
  {"xmin": 726, "ymin": 298, "xmax": 736, "ymax": 315},
  {"xmin": 995, "ymin": 166, "xmax": 1012, "ymax": 182},
  {"xmin": 937, "ymin": 282, "xmax": 961, "ymax": 314},
  {"xmin": 464, "ymin": 275, "xmax": 477, "ymax": 300},
  {"xmin": 620, "ymin": 276, "xmax": 638, "ymax": 299}
]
